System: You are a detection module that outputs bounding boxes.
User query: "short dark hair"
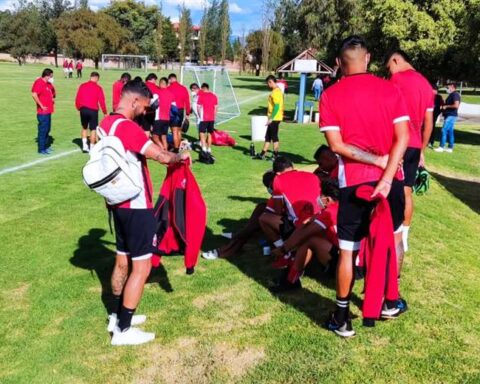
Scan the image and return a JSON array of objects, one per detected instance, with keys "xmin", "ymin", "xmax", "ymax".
[
  {"xmin": 168, "ymin": 73, "xmax": 177, "ymax": 80},
  {"xmin": 338, "ymin": 35, "xmax": 368, "ymax": 57},
  {"xmin": 447, "ymin": 82, "xmax": 457, "ymax": 89},
  {"xmin": 321, "ymin": 178, "xmax": 340, "ymax": 200},
  {"xmin": 190, "ymin": 83, "xmax": 199, "ymax": 90},
  {"xmin": 121, "ymin": 80, "xmax": 152, "ymax": 99},
  {"xmin": 313, "ymin": 144, "xmax": 333, "ymax": 161},
  {"xmin": 273, "ymin": 156, "xmax": 293, "ymax": 173},
  {"xmin": 121, "ymin": 73, "xmax": 131, "ymax": 81},
  {"xmin": 262, "ymin": 170, "xmax": 276, "ymax": 189},
  {"xmin": 41, "ymin": 68, "xmax": 53, "ymax": 77},
  {"xmin": 90, "ymin": 71, "xmax": 100, "ymax": 78},
  {"xmin": 384, "ymin": 49, "xmax": 411, "ymax": 65},
  {"xmin": 160, "ymin": 77, "xmax": 168, "ymax": 84},
  {"xmin": 266, "ymin": 75, "xmax": 276, "ymax": 83},
  {"xmin": 133, "ymin": 76, "xmax": 143, "ymax": 82},
  {"xmin": 201, "ymin": 83, "xmax": 209, "ymax": 89},
  {"xmin": 146, "ymin": 73, "xmax": 158, "ymax": 81}
]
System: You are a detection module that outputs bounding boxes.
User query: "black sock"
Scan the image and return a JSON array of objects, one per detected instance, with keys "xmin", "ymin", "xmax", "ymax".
[
  {"xmin": 335, "ymin": 295, "xmax": 350, "ymax": 323},
  {"xmin": 385, "ymin": 299, "xmax": 397, "ymax": 309},
  {"xmin": 260, "ymin": 150, "xmax": 266, "ymax": 156},
  {"xmin": 118, "ymin": 305, "xmax": 136, "ymax": 331},
  {"xmin": 110, "ymin": 294, "xmax": 122, "ymax": 315},
  {"xmin": 273, "ymin": 151, "xmax": 279, "ymax": 158}
]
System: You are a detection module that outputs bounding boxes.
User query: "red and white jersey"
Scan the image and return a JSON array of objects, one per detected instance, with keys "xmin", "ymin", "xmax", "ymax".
[
  {"xmin": 156, "ymin": 87, "xmax": 176, "ymax": 121},
  {"xmin": 272, "ymin": 170, "xmax": 321, "ymax": 226},
  {"xmin": 313, "ymin": 202, "xmax": 339, "ymax": 247},
  {"xmin": 197, "ymin": 91, "xmax": 218, "ymax": 122},
  {"xmin": 320, "ymin": 73, "xmax": 410, "ymax": 188},
  {"xmin": 99, "ymin": 114, "xmax": 154, "ymax": 209},
  {"xmin": 390, "ymin": 69, "xmax": 434, "ymax": 149}
]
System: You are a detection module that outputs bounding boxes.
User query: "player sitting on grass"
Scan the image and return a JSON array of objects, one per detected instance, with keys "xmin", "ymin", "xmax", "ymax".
[
  {"xmin": 269, "ymin": 178, "xmax": 340, "ymax": 293},
  {"xmin": 258, "ymin": 156, "xmax": 321, "ymax": 268},
  {"xmin": 202, "ymin": 171, "xmax": 276, "ymax": 260},
  {"xmin": 152, "ymin": 77, "xmax": 176, "ymax": 150},
  {"xmin": 197, "ymin": 83, "xmax": 218, "ymax": 156},
  {"xmin": 313, "ymin": 145, "xmax": 339, "ymax": 180}
]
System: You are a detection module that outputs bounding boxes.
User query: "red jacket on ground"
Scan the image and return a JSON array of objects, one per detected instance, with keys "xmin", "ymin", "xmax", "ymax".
[
  {"xmin": 168, "ymin": 81, "xmax": 191, "ymax": 114},
  {"xmin": 152, "ymin": 161, "xmax": 207, "ymax": 272},
  {"xmin": 75, "ymin": 80, "xmax": 107, "ymax": 114},
  {"xmin": 356, "ymin": 185, "xmax": 399, "ymax": 319}
]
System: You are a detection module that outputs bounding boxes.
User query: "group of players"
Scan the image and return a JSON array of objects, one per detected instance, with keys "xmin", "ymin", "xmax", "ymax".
[
  {"xmin": 204, "ymin": 35, "xmax": 438, "ymax": 338},
  {"xmin": 75, "ymin": 71, "xmax": 219, "ymax": 157}
]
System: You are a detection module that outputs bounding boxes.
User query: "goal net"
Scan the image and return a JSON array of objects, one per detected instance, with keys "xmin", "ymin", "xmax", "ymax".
[
  {"xmin": 180, "ymin": 65, "xmax": 240, "ymax": 126},
  {"xmin": 101, "ymin": 54, "xmax": 148, "ymax": 72}
]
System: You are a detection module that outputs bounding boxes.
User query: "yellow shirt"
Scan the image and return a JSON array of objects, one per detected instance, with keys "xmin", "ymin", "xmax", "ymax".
[{"xmin": 268, "ymin": 87, "xmax": 284, "ymax": 121}]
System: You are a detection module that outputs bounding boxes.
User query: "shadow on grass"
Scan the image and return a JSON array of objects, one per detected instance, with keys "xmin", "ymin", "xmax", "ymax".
[
  {"xmin": 431, "ymin": 172, "xmax": 480, "ymax": 214},
  {"xmin": 229, "ymin": 195, "xmax": 266, "ymax": 205},
  {"xmin": 70, "ymin": 228, "xmax": 172, "ymax": 315}
]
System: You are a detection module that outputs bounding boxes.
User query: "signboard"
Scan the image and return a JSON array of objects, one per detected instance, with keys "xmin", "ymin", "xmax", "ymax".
[{"xmin": 293, "ymin": 59, "xmax": 317, "ymax": 73}]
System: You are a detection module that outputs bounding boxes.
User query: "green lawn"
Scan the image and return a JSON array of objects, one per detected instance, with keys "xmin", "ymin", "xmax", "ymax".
[{"xmin": 0, "ymin": 63, "xmax": 479, "ymax": 383}]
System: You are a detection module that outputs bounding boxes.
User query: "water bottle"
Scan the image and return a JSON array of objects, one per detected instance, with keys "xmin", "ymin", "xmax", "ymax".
[{"xmin": 249, "ymin": 142, "xmax": 256, "ymax": 157}]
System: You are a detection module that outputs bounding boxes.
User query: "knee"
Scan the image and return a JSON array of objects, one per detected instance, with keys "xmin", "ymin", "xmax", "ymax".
[{"xmin": 132, "ymin": 260, "xmax": 152, "ymax": 279}]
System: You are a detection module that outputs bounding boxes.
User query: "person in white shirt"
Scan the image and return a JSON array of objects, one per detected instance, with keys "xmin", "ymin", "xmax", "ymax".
[{"xmin": 312, "ymin": 75, "xmax": 324, "ymax": 101}]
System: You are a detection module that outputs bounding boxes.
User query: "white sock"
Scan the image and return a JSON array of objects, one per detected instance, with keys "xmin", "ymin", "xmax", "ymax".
[
  {"xmin": 207, "ymin": 147, "xmax": 211, "ymax": 153},
  {"xmin": 82, "ymin": 138, "xmax": 87, "ymax": 146},
  {"xmin": 202, "ymin": 146, "xmax": 207, "ymax": 152},
  {"xmin": 273, "ymin": 239, "xmax": 284, "ymax": 248},
  {"xmin": 402, "ymin": 226, "xmax": 410, "ymax": 253}
]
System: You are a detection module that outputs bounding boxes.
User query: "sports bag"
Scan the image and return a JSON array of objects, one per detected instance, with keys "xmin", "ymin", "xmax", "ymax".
[
  {"xmin": 414, "ymin": 166, "xmax": 430, "ymax": 195},
  {"xmin": 82, "ymin": 118, "xmax": 142, "ymax": 205}
]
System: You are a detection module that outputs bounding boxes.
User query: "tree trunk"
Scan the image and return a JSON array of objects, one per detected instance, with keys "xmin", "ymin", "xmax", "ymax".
[{"xmin": 54, "ymin": 47, "xmax": 58, "ymax": 68}]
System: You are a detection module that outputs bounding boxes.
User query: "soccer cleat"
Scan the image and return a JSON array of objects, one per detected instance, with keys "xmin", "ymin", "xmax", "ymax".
[
  {"xmin": 38, "ymin": 150, "xmax": 50, "ymax": 155},
  {"xmin": 254, "ymin": 153, "xmax": 265, "ymax": 160},
  {"xmin": 325, "ymin": 313, "xmax": 356, "ymax": 338},
  {"xmin": 111, "ymin": 327, "xmax": 155, "ymax": 346},
  {"xmin": 434, "ymin": 147, "xmax": 444, "ymax": 152},
  {"xmin": 202, "ymin": 249, "xmax": 219, "ymax": 260},
  {"xmin": 268, "ymin": 278, "xmax": 301, "ymax": 294},
  {"xmin": 445, "ymin": 148, "xmax": 453, "ymax": 153},
  {"xmin": 381, "ymin": 303, "xmax": 401, "ymax": 319},
  {"xmin": 107, "ymin": 313, "xmax": 147, "ymax": 333},
  {"xmin": 396, "ymin": 298, "xmax": 408, "ymax": 314}
]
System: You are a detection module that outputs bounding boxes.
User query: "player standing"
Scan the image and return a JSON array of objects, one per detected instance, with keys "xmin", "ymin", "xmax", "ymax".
[
  {"xmin": 168, "ymin": 73, "xmax": 191, "ymax": 152},
  {"xmin": 196, "ymin": 83, "xmax": 218, "ymax": 155},
  {"xmin": 112, "ymin": 73, "xmax": 131, "ymax": 111},
  {"xmin": 31, "ymin": 68, "xmax": 55, "ymax": 155},
  {"xmin": 152, "ymin": 77, "xmax": 176, "ymax": 150}
]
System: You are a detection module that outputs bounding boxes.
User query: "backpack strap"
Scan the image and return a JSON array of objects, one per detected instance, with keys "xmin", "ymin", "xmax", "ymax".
[{"xmin": 109, "ymin": 118, "xmax": 127, "ymax": 137}]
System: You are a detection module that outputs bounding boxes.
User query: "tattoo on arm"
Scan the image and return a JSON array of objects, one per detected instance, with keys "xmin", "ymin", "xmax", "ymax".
[{"xmin": 346, "ymin": 144, "xmax": 379, "ymax": 165}]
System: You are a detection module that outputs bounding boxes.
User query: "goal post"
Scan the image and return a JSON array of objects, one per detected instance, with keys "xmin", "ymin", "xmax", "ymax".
[
  {"xmin": 101, "ymin": 54, "xmax": 148, "ymax": 72},
  {"xmin": 180, "ymin": 65, "xmax": 241, "ymax": 126}
]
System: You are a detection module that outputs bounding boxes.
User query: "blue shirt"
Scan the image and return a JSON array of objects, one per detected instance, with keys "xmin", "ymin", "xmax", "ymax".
[{"xmin": 443, "ymin": 91, "xmax": 461, "ymax": 117}]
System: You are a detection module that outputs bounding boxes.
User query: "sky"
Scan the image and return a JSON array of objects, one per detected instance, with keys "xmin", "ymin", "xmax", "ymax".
[{"xmin": 0, "ymin": 0, "xmax": 263, "ymax": 37}]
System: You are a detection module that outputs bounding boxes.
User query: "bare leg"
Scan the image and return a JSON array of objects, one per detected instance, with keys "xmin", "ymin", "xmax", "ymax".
[
  {"xmin": 337, "ymin": 249, "xmax": 357, "ymax": 298},
  {"xmin": 90, "ymin": 130, "xmax": 97, "ymax": 145},
  {"xmin": 152, "ymin": 134, "xmax": 165, "ymax": 150},
  {"xmin": 172, "ymin": 127, "xmax": 182, "ymax": 150},
  {"xmin": 122, "ymin": 259, "xmax": 152, "ymax": 309},
  {"xmin": 258, "ymin": 212, "xmax": 282, "ymax": 244},
  {"xmin": 207, "ymin": 133, "xmax": 212, "ymax": 151},
  {"xmin": 111, "ymin": 253, "xmax": 129, "ymax": 296},
  {"xmin": 273, "ymin": 141, "xmax": 279, "ymax": 153},
  {"xmin": 403, "ymin": 187, "xmax": 414, "ymax": 226},
  {"xmin": 199, "ymin": 132, "xmax": 207, "ymax": 149}
]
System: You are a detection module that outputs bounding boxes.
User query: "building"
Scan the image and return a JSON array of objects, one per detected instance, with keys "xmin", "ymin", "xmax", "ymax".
[{"xmin": 172, "ymin": 23, "xmax": 201, "ymax": 62}]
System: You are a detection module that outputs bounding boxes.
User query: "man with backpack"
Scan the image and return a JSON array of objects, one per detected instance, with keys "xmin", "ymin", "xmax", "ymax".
[{"xmin": 96, "ymin": 80, "xmax": 190, "ymax": 346}]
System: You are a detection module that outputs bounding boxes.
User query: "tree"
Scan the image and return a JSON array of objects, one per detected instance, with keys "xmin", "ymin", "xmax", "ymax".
[
  {"xmin": 178, "ymin": 4, "xmax": 193, "ymax": 64},
  {"xmin": 205, "ymin": 0, "xmax": 220, "ymax": 62},
  {"xmin": 199, "ymin": 3, "xmax": 208, "ymax": 64},
  {"xmin": 55, "ymin": 9, "xmax": 124, "ymax": 68},
  {"xmin": 1, "ymin": 5, "xmax": 51, "ymax": 65},
  {"xmin": 154, "ymin": 13, "xmax": 163, "ymax": 69},
  {"xmin": 261, "ymin": 0, "xmax": 276, "ymax": 73},
  {"xmin": 219, "ymin": 0, "xmax": 231, "ymax": 64},
  {"xmin": 78, "ymin": 0, "xmax": 88, "ymax": 9},
  {"xmin": 162, "ymin": 17, "xmax": 178, "ymax": 62},
  {"xmin": 247, "ymin": 29, "xmax": 284, "ymax": 71}
]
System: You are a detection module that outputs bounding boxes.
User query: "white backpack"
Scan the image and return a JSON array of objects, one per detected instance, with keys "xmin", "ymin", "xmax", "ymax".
[{"xmin": 82, "ymin": 118, "xmax": 142, "ymax": 205}]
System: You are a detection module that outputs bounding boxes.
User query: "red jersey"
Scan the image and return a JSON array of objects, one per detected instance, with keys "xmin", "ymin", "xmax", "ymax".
[
  {"xmin": 32, "ymin": 78, "xmax": 55, "ymax": 115},
  {"xmin": 390, "ymin": 69, "xmax": 434, "ymax": 149},
  {"xmin": 63, "ymin": 61, "xmax": 68, "ymax": 68},
  {"xmin": 197, "ymin": 91, "xmax": 218, "ymax": 122},
  {"xmin": 75, "ymin": 80, "xmax": 107, "ymax": 114},
  {"xmin": 272, "ymin": 170, "xmax": 321, "ymax": 226},
  {"xmin": 146, "ymin": 81, "xmax": 160, "ymax": 97},
  {"xmin": 112, "ymin": 80, "xmax": 125, "ymax": 111},
  {"xmin": 313, "ymin": 202, "xmax": 339, "ymax": 247},
  {"xmin": 76, "ymin": 62, "xmax": 83, "ymax": 70},
  {"xmin": 320, "ymin": 73, "xmax": 409, "ymax": 188},
  {"xmin": 68, "ymin": 62, "xmax": 74, "ymax": 69},
  {"xmin": 156, "ymin": 87, "xmax": 176, "ymax": 121},
  {"xmin": 99, "ymin": 114, "xmax": 154, "ymax": 209},
  {"xmin": 168, "ymin": 81, "xmax": 191, "ymax": 114}
]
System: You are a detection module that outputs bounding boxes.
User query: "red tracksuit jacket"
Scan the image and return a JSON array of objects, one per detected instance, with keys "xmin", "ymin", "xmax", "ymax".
[
  {"xmin": 152, "ymin": 161, "xmax": 207, "ymax": 272},
  {"xmin": 75, "ymin": 80, "xmax": 107, "ymax": 114},
  {"xmin": 356, "ymin": 185, "xmax": 399, "ymax": 319}
]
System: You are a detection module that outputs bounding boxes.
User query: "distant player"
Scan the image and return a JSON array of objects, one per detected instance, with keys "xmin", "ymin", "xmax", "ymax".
[
  {"xmin": 143, "ymin": 73, "xmax": 160, "ymax": 135},
  {"xmin": 68, "ymin": 60, "xmax": 74, "ymax": 78},
  {"xmin": 255, "ymin": 75, "xmax": 284, "ymax": 160},
  {"xmin": 76, "ymin": 60, "xmax": 83, "ymax": 78},
  {"xmin": 75, "ymin": 72, "xmax": 107, "ymax": 152},
  {"xmin": 168, "ymin": 73, "xmax": 191, "ymax": 152},
  {"xmin": 63, "ymin": 59, "xmax": 69, "ymax": 78},
  {"xmin": 31, "ymin": 68, "xmax": 56, "ymax": 154},
  {"xmin": 190, "ymin": 83, "xmax": 202, "ymax": 134},
  {"xmin": 112, "ymin": 73, "xmax": 131, "ymax": 111},
  {"xmin": 197, "ymin": 83, "xmax": 218, "ymax": 155},
  {"xmin": 386, "ymin": 50, "xmax": 434, "ymax": 257},
  {"xmin": 152, "ymin": 77, "xmax": 176, "ymax": 150}
]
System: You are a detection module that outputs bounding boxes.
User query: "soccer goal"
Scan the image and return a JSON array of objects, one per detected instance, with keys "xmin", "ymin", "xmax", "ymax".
[
  {"xmin": 181, "ymin": 65, "xmax": 241, "ymax": 125},
  {"xmin": 101, "ymin": 54, "xmax": 148, "ymax": 72}
]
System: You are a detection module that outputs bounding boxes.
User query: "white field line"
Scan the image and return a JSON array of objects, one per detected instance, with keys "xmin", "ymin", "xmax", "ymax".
[{"xmin": 0, "ymin": 92, "xmax": 267, "ymax": 176}]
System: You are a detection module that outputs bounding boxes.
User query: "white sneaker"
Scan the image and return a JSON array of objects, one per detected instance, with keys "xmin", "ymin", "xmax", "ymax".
[
  {"xmin": 221, "ymin": 232, "xmax": 233, "ymax": 239},
  {"xmin": 111, "ymin": 326, "xmax": 155, "ymax": 346},
  {"xmin": 381, "ymin": 304, "xmax": 400, "ymax": 319},
  {"xmin": 434, "ymin": 147, "xmax": 444, "ymax": 152},
  {"xmin": 82, "ymin": 145, "xmax": 89, "ymax": 153},
  {"xmin": 107, "ymin": 313, "xmax": 147, "ymax": 333},
  {"xmin": 445, "ymin": 148, "xmax": 453, "ymax": 153},
  {"xmin": 202, "ymin": 249, "xmax": 219, "ymax": 260}
]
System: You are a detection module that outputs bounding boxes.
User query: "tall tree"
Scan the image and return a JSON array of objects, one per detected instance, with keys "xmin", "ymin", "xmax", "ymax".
[
  {"xmin": 261, "ymin": 0, "xmax": 276, "ymax": 73},
  {"xmin": 55, "ymin": 9, "xmax": 124, "ymax": 68},
  {"xmin": 205, "ymin": 0, "xmax": 220, "ymax": 62},
  {"xmin": 153, "ymin": 2, "xmax": 163, "ymax": 69},
  {"xmin": 219, "ymin": 0, "xmax": 231, "ymax": 64},
  {"xmin": 79, "ymin": 0, "xmax": 88, "ymax": 9},
  {"xmin": 178, "ymin": 4, "xmax": 193, "ymax": 64},
  {"xmin": 162, "ymin": 17, "xmax": 179, "ymax": 63},
  {"xmin": 199, "ymin": 3, "xmax": 208, "ymax": 64}
]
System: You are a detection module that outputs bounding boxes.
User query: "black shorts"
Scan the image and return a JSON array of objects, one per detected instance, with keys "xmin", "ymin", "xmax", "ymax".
[
  {"xmin": 112, "ymin": 208, "xmax": 157, "ymax": 260},
  {"xmin": 170, "ymin": 109, "xmax": 185, "ymax": 128},
  {"xmin": 152, "ymin": 120, "xmax": 170, "ymax": 136},
  {"xmin": 80, "ymin": 107, "xmax": 98, "ymax": 131},
  {"xmin": 141, "ymin": 112, "xmax": 155, "ymax": 132},
  {"xmin": 199, "ymin": 121, "xmax": 215, "ymax": 134},
  {"xmin": 265, "ymin": 121, "xmax": 280, "ymax": 142},
  {"xmin": 403, "ymin": 147, "xmax": 421, "ymax": 187},
  {"xmin": 337, "ymin": 179, "xmax": 405, "ymax": 251}
]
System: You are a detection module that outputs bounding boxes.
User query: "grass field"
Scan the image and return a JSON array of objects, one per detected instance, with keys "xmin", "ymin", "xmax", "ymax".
[{"xmin": 0, "ymin": 63, "xmax": 479, "ymax": 384}]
